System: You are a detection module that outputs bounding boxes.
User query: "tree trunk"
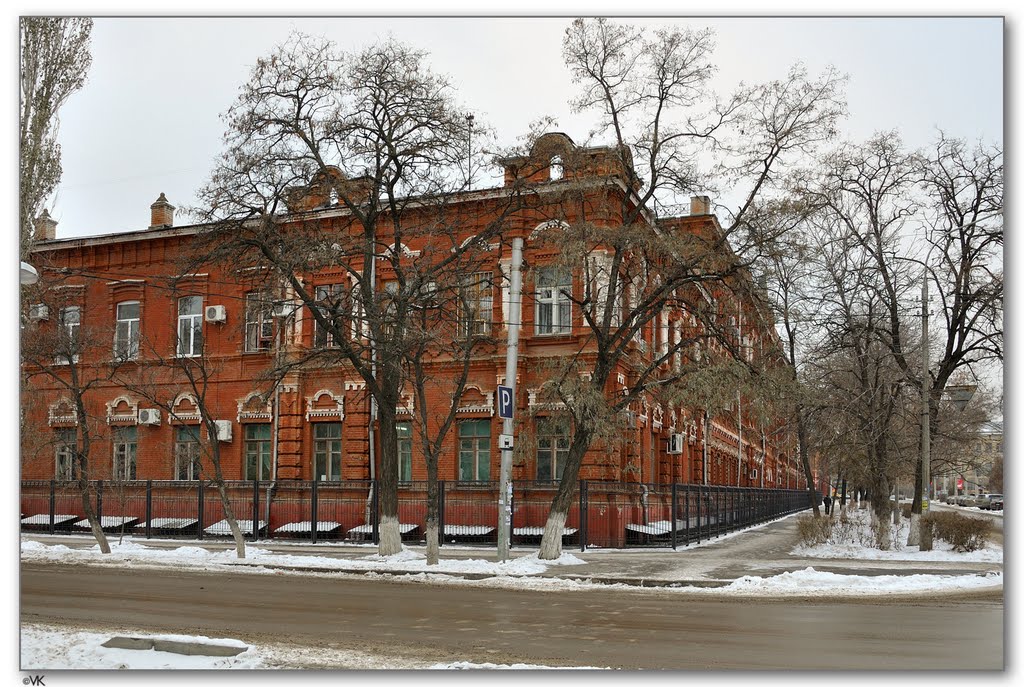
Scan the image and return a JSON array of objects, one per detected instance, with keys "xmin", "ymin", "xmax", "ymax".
[
  {"xmin": 77, "ymin": 478, "xmax": 110, "ymax": 554},
  {"xmin": 72, "ymin": 401, "xmax": 109, "ymax": 553},
  {"xmin": 425, "ymin": 460, "xmax": 440, "ymax": 566},
  {"xmin": 870, "ymin": 467, "xmax": 892, "ymax": 550},
  {"xmin": 215, "ymin": 480, "xmax": 246, "ymax": 559},
  {"xmin": 796, "ymin": 409, "xmax": 820, "ymax": 517},
  {"xmin": 538, "ymin": 429, "xmax": 590, "ymax": 560},
  {"xmin": 375, "ymin": 395, "xmax": 402, "ymax": 556},
  {"xmin": 200, "ymin": 425, "xmax": 246, "ymax": 559}
]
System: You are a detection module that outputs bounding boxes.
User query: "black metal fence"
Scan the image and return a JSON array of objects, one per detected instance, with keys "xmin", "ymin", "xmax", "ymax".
[{"xmin": 20, "ymin": 479, "xmax": 812, "ymax": 550}]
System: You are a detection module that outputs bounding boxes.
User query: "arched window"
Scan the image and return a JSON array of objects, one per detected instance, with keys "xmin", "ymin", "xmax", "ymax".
[{"xmin": 550, "ymin": 155, "xmax": 564, "ymax": 181}]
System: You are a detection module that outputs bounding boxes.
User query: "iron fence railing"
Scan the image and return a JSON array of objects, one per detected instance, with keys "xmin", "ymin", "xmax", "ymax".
[{"xmin": 20, "ymin": 479, "xmax": 813, "ymax": 549}]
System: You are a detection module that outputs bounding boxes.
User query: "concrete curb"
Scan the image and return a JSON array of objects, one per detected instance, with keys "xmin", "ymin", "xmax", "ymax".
[{"xmin": 230, "ymin": 561, "xmax": 733, "ymax": 587}]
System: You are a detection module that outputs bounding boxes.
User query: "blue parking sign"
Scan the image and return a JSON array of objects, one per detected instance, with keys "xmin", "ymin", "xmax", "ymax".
[{"xmin": 497, "ymin": 385, "xmax": 514, "ymax": 419}]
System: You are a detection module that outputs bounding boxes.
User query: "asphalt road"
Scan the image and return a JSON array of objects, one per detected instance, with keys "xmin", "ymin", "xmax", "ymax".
[{"xmin": 21, "ymin": 562, "xmax": 1003, "ymax": 670}]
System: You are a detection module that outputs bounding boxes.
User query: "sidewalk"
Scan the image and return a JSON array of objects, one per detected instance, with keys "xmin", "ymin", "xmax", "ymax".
[{"xmin": 21, "ymin": 509, "xmax": 1003, "ymax": 589}]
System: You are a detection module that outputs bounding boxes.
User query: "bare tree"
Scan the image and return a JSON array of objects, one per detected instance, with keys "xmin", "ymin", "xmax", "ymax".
[
  {"xmin": 405, "ymin": 264, "xmax": 495, "ymax": 565},
  {"xmin": 743, "ymin": 198, "xmax": 826, "ymax": 514},
  {"xmin": 803, "ymin": 131, "xmax": 1002, "ymax": 543},
  {"xmin": 116, "ymin": 284, "xmax": 249, "ymax": 559},
  {"xmin": 194, "ymin": 34, "xmax": 524, "ymax": 556},
  {"xmin": 20, "ymin": 17, "xmax": 92, "ymax": 253},
  {"xmin": 529, "ymin": 18, "xmax": 845, "ymax": 559},
  {"xmin": 21, "ymin": 270, "xmax": 114, "ymax": 553},
  {"xmin": 807, "ymin": 226, "xmax": 912, "ymax": 548}
]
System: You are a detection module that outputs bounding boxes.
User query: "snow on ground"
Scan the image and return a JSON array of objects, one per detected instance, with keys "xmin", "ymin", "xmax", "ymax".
[
  {"xmin": 792, "ymin": 505, "xmax": 1003, "ymax": 563},
  {"xmin": 23, "ymin": 533, "xmax": 1001, "ymax": 599},
  {"xmin": 19, "ymin": 507, "xmax": 1003, "ymax": 671},
  {"xmin": 19, "ymin": 537, "xmax": 585, "ymax": 576},
  {"xmin": 19, "ymin": 504, "xmax": 1002, "ymax": 599},
  {"xmin": 20, "ymin": 623, "xmax": 605, "ymax": 670},
  {"xmin": 21, "ymin": 625, "xmax": 263, "ymax": 670}
]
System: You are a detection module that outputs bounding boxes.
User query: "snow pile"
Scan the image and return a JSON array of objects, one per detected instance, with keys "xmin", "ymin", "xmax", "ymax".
[
  {"xmin": 717, "ymin": 567, "xmax": 1003, "ymax": 596},
  {"xmin": 21, "ymin": 626, "xmax": 262, "ymax": 670},
  {"xmin": 19, "ymin": 537, "xmax": 586, "ymax": 578}
]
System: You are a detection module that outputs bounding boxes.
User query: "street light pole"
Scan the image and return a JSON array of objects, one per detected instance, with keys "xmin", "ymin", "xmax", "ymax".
[{"xmin": 497, "ymin": 236, "xmax": 524, "ymax": 562}]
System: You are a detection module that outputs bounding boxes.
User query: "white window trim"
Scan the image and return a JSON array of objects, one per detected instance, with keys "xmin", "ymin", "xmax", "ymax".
[
  {"xmin": 114, "ymin": 300, "xmax": 141, "ymax": 361},
  {"xmin": 176, "ymin": 296, "xmax": 203, "ymax": 358},
  {"xmin": 535, "ymin": 267, "xmax": 572, "ymax": 336}
]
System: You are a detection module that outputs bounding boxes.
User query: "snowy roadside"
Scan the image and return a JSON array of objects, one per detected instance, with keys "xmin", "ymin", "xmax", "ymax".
[
  {"xmin": 21, "ymin": 524, "xmax": 1002, "ymax": 598},
  {"xmin": 21, "ymin": 623, "xmax": 605, "ymax": 670}
]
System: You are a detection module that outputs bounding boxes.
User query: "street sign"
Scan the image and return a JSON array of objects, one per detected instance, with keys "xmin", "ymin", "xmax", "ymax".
[
  {"xmin": 497, "ymin": 385, "xmax": 514, "ymax": 419},
  {"xmin": 499, "ymin": 434, "xmax": 514, "ymax": 450}
]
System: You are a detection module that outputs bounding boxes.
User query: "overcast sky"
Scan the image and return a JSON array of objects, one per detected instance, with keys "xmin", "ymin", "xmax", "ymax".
[{"xmin": 44, "ymin": 15, "xmax": 1002, "ymax": 239}]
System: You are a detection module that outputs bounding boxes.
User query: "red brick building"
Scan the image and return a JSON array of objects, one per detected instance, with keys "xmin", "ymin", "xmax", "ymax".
[{"xmin": 21, "ymin": 133, "xmax": 805, "ymax": 494}]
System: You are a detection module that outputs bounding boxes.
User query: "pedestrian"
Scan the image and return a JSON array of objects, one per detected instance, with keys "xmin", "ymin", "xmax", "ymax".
[{"xmin": 823, "ymin": 494, "xmax": 832, "ymax": 514}]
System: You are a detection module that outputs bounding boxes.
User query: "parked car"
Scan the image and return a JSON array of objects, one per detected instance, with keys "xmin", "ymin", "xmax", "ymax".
[
  {"xmin": 980, "ymin": 493, "xmax": 1003, "ymax": 510},
  {"xmin": 955, "ymin": 494, "xmax": 974, "ymax": 507}
]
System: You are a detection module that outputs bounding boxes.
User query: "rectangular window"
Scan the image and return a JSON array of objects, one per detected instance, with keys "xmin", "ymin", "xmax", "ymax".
[
  {"xmin": 174, "ymin": 425, "xmax": 201, "ymax": 480},
  {"xmin": 458, "ymin": 419, "xmax": 491, "ymax": 481},
  {"xmin": 244, "ymin": 424, "xmax": 272, "ymax": 480},
  {"xmin": 536, "ymin": 418, "xmax": 570, "ymax": 481},
  {"xmin": 313, "ymin": 284, "xmax": 345, "ymax": 349},
  {"xmin": 244, "ymin": 293, "xmax": 274, "ymax": 352},
  {"xmin": 397, "ymin": 421, "xmax": 412, "ymax": 482},
  {"xmin": 177, "ymin": 296, "xmax": 203, "ymax": 357},
  {"xmin": 58, "ymin": 306, "xmax": 81, "ymax": 363},
  {"xmin": 313, "ymin": 422, "xmax": 343, "ymax": 481},
  {"xmin": 381, "ymin": 281, "xmax": 399, "ymax": 339},
  {"xmin": 112, "ymin": 425, "xmax": 137, "ymax": 480},
  {"xmin": 535, "ymin": 267, "xmax": 572, "ymax": 335},
  {"xmin": 459, "ymin": 272, "xmax": 493, "ymax": 337},
  {"xmin": 585, "ymin": 254, "xmax": 619, "ymax": 328},
  {"xmin": 114, "ymin": 301, "xmax": 140, "ymax": 361},
  {"xmin": 55, "ymin": 428, "xmax": 77, "ymax": 481}
]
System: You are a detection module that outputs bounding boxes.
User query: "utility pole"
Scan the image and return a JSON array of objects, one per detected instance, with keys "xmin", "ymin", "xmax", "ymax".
[
  {"xmin": 466, "ymin": 113, "xmax": 475, "ymax": 189},
  {"xmin": 497, "ymin": 236, "xmax": 524, "ymax": 561},
  {"xmin": 919, "ymin": 274, "xmax": 932, "ymax": 549}
]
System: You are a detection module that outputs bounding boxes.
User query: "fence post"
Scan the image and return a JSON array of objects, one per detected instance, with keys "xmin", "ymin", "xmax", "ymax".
[
  {"xmin": 145, "ymin": 480, "xmax": 153, "ymax": 539},
  {"xmin": 371, "ymin": 479, "xmax": 379, "ymax": 545},
  {"xmin": 718, "ymin": 486, "xmax": 724, "ymax": 537},
  {"xmin": 696, "ymin": 482, "xmax": 702, "ymax": 544},
  {"xmin": 579, "ymin": 480, "xmax": 587, "ymax": 552},
  {"xmin": 684, "ymin": 484, "xmax": 690, "ymax": 545},
  {"xmin": 252, "ymin": 479, "xmax": 260, "ymax": 542},
  {"xmin": 671, "ymin": 483, "xmax": 678, "ymax": 550},
  {"xmin": 311, "ymin": 479, "xmax": 319, "ymax": 545},
  {"xmin": 96, "ymin": 480, "xmax": 104, "ymax": 526},
  {"xmin": 49, "ymin": 480, "xmax": 56, "ymax": 535},
  {"xmin": 197, "ymin": 480, "xmax": 205, "ymax": 541},
  {"xmin": 509, "ymin": 481, "xmax": 515, "ymax": 550},
  {"xmin": 438, "ymin": 480, "xmax": 446, "ymax": 548}
]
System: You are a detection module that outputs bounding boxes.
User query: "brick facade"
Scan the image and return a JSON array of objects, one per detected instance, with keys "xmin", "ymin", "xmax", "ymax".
[{"xmin": 21, "ymin": 132, "xmax": 805, "ymax": 492}]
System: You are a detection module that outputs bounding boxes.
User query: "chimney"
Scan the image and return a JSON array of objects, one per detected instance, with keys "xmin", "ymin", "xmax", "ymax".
[
  {"xmin": 690, "ymin": 195, "xmax": 711, "ymax": 216},
  {"xmin": 150, "ymin": 192, "xmax": 175, "ymax": 228},
  {"xmin": 34, "ymin": 209, "xmax": 58, "ymax": 241}
]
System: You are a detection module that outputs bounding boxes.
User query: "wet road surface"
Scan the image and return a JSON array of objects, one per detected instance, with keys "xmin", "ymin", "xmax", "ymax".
[{"xmin": 21, "ymin": 562, "xmax": 1003, "ymax": 669}]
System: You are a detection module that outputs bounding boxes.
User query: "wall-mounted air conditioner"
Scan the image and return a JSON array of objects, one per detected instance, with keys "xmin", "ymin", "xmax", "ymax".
[
  {"xmin": 137, "ymin": 408, "xmax": 161, "ymax": 426},
  {"xmin": 214, "ymin": 419, "xmax": 232, "ymax": 442},
  {"xmin": 205, "ymin": 305, "xmax": 227, "ymax": 323},
  {"xmin": 29, "ymin": 304, "xmax": 49, "ymax": 321},
  {"xmin": 272, "ymin": 301, "xmax": 296, "ymax": 318}
]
